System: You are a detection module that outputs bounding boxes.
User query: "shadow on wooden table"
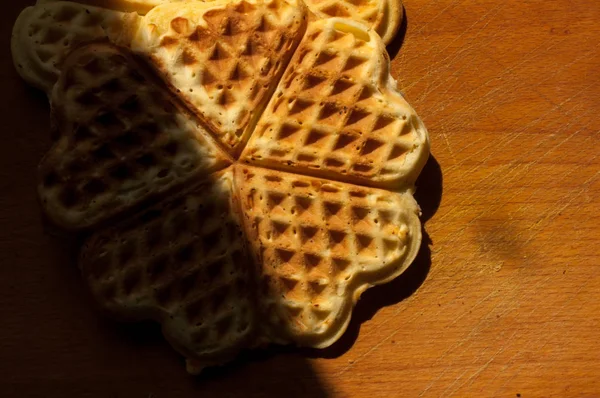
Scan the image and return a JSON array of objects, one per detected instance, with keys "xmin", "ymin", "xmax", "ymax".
[
  {"xmin": 304, "ymin": 155, "xmax": 443, "ymax": 359},
  {"xmin": 196, "ymin": 348, "xmax": 331, "ymax": 397},
  {"xmin": 105, "ymin": 320, "xmax": 331, "ymax": 397},
  {"xmin": 387, "ymin": 5, "xmax": 408, "ymax": 60}
]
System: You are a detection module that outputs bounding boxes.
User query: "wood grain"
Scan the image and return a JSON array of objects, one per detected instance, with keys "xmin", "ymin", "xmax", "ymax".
[{"xmin": 0, "ymin": 0, "xmax": 598, "ymax": 397}]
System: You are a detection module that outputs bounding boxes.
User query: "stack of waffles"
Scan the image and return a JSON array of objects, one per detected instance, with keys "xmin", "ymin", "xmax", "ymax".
[{"xmin": 12, "ymin": 0, "xmax": 429, "ymax": 373}]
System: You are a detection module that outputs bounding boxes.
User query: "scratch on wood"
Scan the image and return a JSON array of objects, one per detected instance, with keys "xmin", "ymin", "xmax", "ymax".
[
  {"xmin": 418, "ymin": 275, "xmax": 552, "ymax": 396},
  {"xmin": 406, "ymin": 3, "xmax": 506, "ymax": 91},
  {"xmin": 490, "ymin": 278, "xmax": 591, "ymax": 396},
  {"xmin": 440, "ymin": 61, "xmax": 600, "ymax": 179},
  {"xmin": 433, "ymin": 82, "xmax": 598, "ymax": 236},
  {"xmin": 441, "ymin": 106, "xmax": 595, "ymax": 247},
  {"xmin": 413, "ymin": 0, "xmax": 466, "ymax": 36}
]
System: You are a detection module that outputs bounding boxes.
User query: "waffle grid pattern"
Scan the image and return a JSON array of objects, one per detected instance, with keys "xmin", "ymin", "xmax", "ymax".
[
  {"xmin": 39, "ymin": 44, "xmax": 228, "ymax": 228},
  {"xmin": 242, "ymin": 19, "xmax": 428, "ymax": 188},
  {"xmin": 12, "ymin": 1, "xmax": 136, "ymax": 92},
  {"xmin": 236, "ymin": 165, "xmax": 418, "ymax": 346},
  {"xmin": 134, "ymin": 0, "xmax": 306, "ymax": 153},
  {"xmin": 82, "ymin": 171, "xmax": 256, "ymax": 359},
  {"xmin": 38, "ymin": 0, "xmax": 396, "ymax": 41}
]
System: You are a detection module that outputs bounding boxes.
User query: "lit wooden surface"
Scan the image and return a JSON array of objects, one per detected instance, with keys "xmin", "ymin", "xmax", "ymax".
[{"xmin": 1, "ymin": 0, "xmax": 598, "ymax": 396}]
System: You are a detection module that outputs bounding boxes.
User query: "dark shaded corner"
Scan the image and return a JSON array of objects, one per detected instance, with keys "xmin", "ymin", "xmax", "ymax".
[
  {"xmin": 192, "ymin": 347, "xmax": 331, "ymax": 398},
  {"xmin": 23, "ymin": 84, "xmax": 49, "ymax": 110},
  {"xmin": 387, "ymin": 5, "xmax": 408, "ymax": 60},
  {"xmin": 305, "ymin": 155, "xmax": 443, "ymax": 358},
  {"xmin": 97, "ymin": 320, "xmax": 331, "ymax": 397},
  {"xmin": 84, "ymin": 265, "xmax": 332, "ymax": 398}
]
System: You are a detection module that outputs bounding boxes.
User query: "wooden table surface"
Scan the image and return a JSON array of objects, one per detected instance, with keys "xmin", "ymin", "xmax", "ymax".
[{"xmin": 1, "ymin": 0, "xmax": 598, "ymax": 397}]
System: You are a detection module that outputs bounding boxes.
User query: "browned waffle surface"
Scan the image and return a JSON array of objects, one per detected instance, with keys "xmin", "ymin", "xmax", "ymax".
[
  {"xmin": 235, "ymin": 165, "xmax": 421, "ymax": 348},
  {"xmin": 242, "ymin": 18, "xmax": 429, "ymax": 189},
  {"xmin": 132, "ymin": 0, "xmax": 308, "ymax": 154}
]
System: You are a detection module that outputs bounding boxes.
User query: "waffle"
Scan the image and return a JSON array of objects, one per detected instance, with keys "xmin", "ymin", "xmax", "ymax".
[
  {"xmin": 39, "ymin": 43, "xmax": 230, "ymax": 230},
  {"xmin": 131, "ymin": 0, "xmax": 308, "ymax": 154},
  {"xmin": 15, "ymin": 0, "xmax": 430, "ymax": 374},
  {"xmin": 241, "ymin": 18, "xmax": 428, "ymax": 189},
  {"xmin": 12, "ymin": 1, "xmax": 141, "ymax": 94},
  {"xmin": 80, "ymin": 168, "xmax": 257, "ymax": 371},
  {"xmin": 235, "ymin": 165, "xmax": 421, "ymax": 347}
]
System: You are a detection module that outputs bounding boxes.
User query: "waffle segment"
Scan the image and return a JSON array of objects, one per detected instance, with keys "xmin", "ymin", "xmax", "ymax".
[
  {"xmin": 12, "ymin": 1, "xmax": 140, "ymax": 93},
  {"xmin": 132, "ymin": 0, "xmax": 308, "ymax": 154},
  {"xmin": 80, "ymin": 169, "xmax": 257, "ymax": 370},
  {"xmin": 235, "ymin": 165, "xmax": 421, "ymax": 347},
  {"xmin": 39, "ymin": 43, "xmax": 230, "ymax": 229},
  {"xmin": 242, "ymin": 18, "xmax": 429, "ymax": 189}
]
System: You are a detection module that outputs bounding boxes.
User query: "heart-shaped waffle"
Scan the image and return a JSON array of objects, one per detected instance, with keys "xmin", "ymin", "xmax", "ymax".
[
  {"xmin": 131, "ymin": 0, "xmax": 308, "ymax": 154},
  {"xmin": 242, "ymin": 17, "xmax": 428, "ymax": 189},
  {"xmin": 235, "ymin": 165, "xmax": 421, "ymax": 348},
  {"xmin": 80, "ymin": 167, "xmax": 258, "ymax": 370},
  {"xmin": 39, "ymin": 43, "xmax": 230, "ymax": 229},
  {"xmin": 15, "ymin": 0, "xmax": 430, "ymax": 374}
]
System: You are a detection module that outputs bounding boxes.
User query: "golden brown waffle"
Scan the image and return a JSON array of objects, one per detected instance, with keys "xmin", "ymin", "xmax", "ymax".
[
  {"xmin": 12, "ymin": 1, "xmax": 140, "ymax": 93},
  {"xmin": 14, "ymin": 0, "xmax": 430, "ymax": 374},
  {"xmin": 80, "ymin": 168, "xmax": 257, "ymax": 371},
  {"xmin": 39, "ymin": 43, "xmax": 230, "ymax": 229},
  {"xmin": 131, "ymin": 0, "xmax": 308, "ymax": 154},
  {"xmin": 235, "ymin": 165, "xmax": 421, "ymax": 347},
  {"xmin": 242, "ymin": 18, "xmax": 429, "ymax": 189}
]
